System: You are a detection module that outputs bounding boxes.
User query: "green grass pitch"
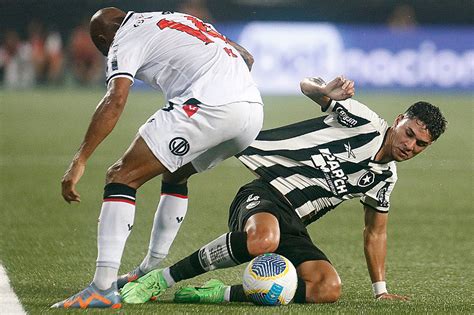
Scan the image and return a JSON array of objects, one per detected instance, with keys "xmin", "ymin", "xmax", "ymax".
[{"xmin": 1, "ymin": 88, "xmax": 473, "ymax": 314}]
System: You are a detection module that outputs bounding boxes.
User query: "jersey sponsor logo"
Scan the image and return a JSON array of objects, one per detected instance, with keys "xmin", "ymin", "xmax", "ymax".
[
  {"xmin": 183, "ymin": 104, "xmax": 199, "ymax": 117},
  {"xmin": 311, "ymin": 148, "xmax": 348, "ymax": 196},
  {"xmin": 344, "ymin": 142, "xmax": 356, "ymax": 159},
  {"xmin": 376, "ymin": 186, "xmax": 389, "ymax": 207},
  {"xmin": 169, "ymin": 137, "xmax": 190, "ymax": 156},
  {"xmin": 357, "ymin": 171, "xmax": 375, "ymax": 187},
  {"xmin": 334, "ymin": 103, "xmax": 359, "ymax": 128}
]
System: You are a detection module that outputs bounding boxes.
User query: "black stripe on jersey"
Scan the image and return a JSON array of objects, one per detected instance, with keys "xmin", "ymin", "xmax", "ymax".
[
  {"xmin": 106, "ymin": 72, "xmax": 134, "ymax": 85},
  {"xmin": 239, "ymin": 131, "xmax": 380, "ymax": 161},
  {"xmin": 285, "ymin": 185, "xmax": 334, "ymax": 207},
  {"xmin": 255, "ymin": 117, "xmax": 331, "ymax": 141},
  {"xmin": 302, "ymin": 205, "xmax": 336, "ymax": 225},
  {"xmin": 256, "ymin": 163, "xmax": 324, "ymax": 180}
]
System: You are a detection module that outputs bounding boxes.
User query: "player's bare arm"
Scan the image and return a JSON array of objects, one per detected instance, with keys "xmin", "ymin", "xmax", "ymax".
[
  {"xmin": 363, "ymin": 205, "xmax": 409, "ymax": 301},
  {"xmin": 61, "ymin": 78, "xmax": 131, "ymax": 203},
  {"xmin": 300, "ymin": 76, "xmax": 355, "ymax": 110},
  {"xmin": 228, "ymin": 39, "xmax": 254, "ymax": 71}
]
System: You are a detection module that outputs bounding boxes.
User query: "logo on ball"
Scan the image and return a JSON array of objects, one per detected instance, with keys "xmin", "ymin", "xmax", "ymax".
[
  {"xmin": 242, "ymin": 253, "xmax": 297, "ymax": 306},
  {"xmin": 169, "ymin": 137, "xmax": 190, "ymax": 156}
]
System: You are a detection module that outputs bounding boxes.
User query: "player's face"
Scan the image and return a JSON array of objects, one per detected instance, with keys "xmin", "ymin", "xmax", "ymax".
[{"xmin": 390, "ymin": 115, "xmax": 432, "ymax": 162}]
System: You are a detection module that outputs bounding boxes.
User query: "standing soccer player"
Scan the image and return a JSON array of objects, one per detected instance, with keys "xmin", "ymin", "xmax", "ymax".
[
  {"xmin": 52, "ymin": 7, "xmax": 263, "ymax": 309},
  {"xmin": 119, "ymin": 76, "xmax": 447, "ymax": 304}
]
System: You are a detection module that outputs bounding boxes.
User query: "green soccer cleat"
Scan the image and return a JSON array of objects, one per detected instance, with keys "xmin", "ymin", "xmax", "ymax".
[
  {"xmin": 120, "ymin": 269, "xmax": 169, "ymax": 304},
  {"xmin": 174, "ymin": 279, "xmax": 227, "ymax": 304}
]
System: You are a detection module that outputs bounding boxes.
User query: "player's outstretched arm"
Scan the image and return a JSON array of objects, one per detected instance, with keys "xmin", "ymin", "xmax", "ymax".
[
  {"xmin": 61, "ymin": 78, "xmax": 131, "ymax": 203},
  {"xmin": 363, "ymin": 205, "xmax": 409, "ymax": 301},
  {"xmin": 228, "ymin": 39, "xmax": 254, "ymax": 71},
  {"xmin": 300, "ymin": 76, "xmax": 355, "ymax": 110}
]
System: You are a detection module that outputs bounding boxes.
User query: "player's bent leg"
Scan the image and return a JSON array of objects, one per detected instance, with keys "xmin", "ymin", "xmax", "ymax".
[
  {"xmin": 123, "ymin": 230, "xmax": 255, "ymax": 304},
  {"xmin": 117, "ymin": 163, "xmax": 198, "ymax": 289},
  {"xmin": 244, "ymin": 212, "xmax": 280, "ymax": 256},
  {"xmin": 297, "ymin": 260, "xmax": 341, "ymax": 303},
  {"xmin": 106, "ymin": 135, "xmax": 170, "ymax": 188},
  {"xmin": 57, "ymin": 135, "xmax": 170, "ymax": 308}
]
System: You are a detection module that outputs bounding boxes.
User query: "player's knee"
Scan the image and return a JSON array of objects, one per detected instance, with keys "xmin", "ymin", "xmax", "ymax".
[
  {"xmin": 246, "ymin": 229, "xmax": 279, "ymax": 256},
  {"xmin": 306, "ymin": 276, "xmax": 341, "ymax": 303},
  {"xmin": 105, "ymin": 161, "xmax": 131, "ymax": 185},
  {"xmin": 105, "ymin": 163, "xmax": 120, "ymax": 183}
]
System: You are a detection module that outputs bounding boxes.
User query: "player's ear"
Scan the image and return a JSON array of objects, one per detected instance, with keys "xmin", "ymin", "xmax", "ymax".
[
  {"xmin": 97, "ymin": 34, "xmax": 109, "ymax": 56},
  {"xmin": 393, "ymin": 114, "xmax": 404, "ymax": 127}
]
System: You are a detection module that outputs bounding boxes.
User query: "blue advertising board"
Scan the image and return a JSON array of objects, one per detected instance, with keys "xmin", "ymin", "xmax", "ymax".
[{"xmin": 217, "ymin": 22, "xmax": 474, "ymax": 94}]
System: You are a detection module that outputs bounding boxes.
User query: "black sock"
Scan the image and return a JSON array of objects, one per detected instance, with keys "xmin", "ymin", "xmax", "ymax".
[
  {"xmin": 229, "ymin": 284, "xmax": 250, "ymax": 302},
  {"xmin": 169, "ymin": 251, "xmax": 203, "ymax": 282},
  {"xmin": 169, "ymin": 232, "xmax": 252, "ymax": 283},
  {"xmin": 293, "ymin": 277, "xmax": 306, "ymax": 303}
]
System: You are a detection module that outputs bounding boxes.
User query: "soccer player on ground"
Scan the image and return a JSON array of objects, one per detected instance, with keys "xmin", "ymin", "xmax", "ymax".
[
  {"xmin": 119, "ymin": 76, "xmax": 447, "ymax": 304},
  {"xmin": 52, "ymin": 8, "xmax": 263, "ymax": 309}
]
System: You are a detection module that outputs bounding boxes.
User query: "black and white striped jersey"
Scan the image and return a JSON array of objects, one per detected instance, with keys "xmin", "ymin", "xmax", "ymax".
[{"xmin": 237, "ymin": 98, "xmax": 397, "ymax": 225}]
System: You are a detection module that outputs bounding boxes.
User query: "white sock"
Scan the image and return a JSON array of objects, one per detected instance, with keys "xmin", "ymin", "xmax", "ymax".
[
  {"xmin": 140, "ymin": 194, "xmax": 188, "ymax": 273},
  {"xmin": 224, "ymin": 286, "xmax": 231, "ymax": 302},
  {"xmin": 93, "ymin": 194, "xmax": 135, "ymax": 290},
  {"xmin": 161, "ymin": 267, "xmax": 176, "ymax": 287}
]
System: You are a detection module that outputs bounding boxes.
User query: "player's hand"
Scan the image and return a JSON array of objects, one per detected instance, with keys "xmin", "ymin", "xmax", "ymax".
[
  {"xmin": 300, "ymin": 76, "xmax": 355, "ymax": 101},
  {"xmin": 61, "ymin": 160, "xmax": 85, "ymax": 203},
  {"xmin": 376, "ymin": 292, "xmax": 410, "ymax": 301},
  {"xmin": 322, "ymin": 76, "xmax": 355, "ymax": 101}
]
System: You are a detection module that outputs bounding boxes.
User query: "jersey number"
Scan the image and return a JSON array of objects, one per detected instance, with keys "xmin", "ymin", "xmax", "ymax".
[{"xmin": 157, "ymin": 16, "xmax": 237, "ymax": 58}]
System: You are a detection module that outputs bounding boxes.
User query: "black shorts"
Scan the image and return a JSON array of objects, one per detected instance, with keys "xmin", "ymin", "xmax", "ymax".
[{"xmin": 228, "ymin": 179, "xmax": 330, "ymax": 267}]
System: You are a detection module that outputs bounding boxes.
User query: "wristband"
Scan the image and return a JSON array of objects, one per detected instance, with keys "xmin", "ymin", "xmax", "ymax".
[{"xmin": 372, "ymin": 281, "xmax": 387, "ymax": 296}]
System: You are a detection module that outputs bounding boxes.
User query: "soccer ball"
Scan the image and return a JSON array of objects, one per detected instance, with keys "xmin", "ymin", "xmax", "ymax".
[{"xmin": 242, "ymin": 253, "xmax": 297, "ymax": 306}]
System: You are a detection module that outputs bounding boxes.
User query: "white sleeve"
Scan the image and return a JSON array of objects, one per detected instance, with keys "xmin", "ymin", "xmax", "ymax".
[{"xmin": 105, "ymin": 34, "xmax": 147, "ymax": 86}]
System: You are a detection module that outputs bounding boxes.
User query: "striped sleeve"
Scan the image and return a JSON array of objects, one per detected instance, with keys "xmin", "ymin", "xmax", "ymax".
[{"xmin": 360, "ymin": 163, "xmax": 397, "ymax": 212}]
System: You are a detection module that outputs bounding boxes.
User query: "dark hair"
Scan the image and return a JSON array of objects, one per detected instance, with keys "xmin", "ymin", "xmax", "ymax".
[{"xmin": 404, "ymin": 101, "xmax": 447, "ymax": 141}]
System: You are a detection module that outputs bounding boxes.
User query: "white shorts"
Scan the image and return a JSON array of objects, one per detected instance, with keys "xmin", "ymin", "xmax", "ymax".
[{"xmin": 139, "ymin": 100, "xmax": 264, "ymax": 173}]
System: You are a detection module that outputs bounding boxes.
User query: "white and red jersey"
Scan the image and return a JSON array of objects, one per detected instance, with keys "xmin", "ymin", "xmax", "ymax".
[{"xmin": 106, "ymin": 11, "xmax": 263, "ymax": 106}]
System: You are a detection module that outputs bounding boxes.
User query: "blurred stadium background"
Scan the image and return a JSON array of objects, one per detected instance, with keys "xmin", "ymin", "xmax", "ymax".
[{"xmin": 1, "ymin": 0, "xmax": 473, "ymax": 313}]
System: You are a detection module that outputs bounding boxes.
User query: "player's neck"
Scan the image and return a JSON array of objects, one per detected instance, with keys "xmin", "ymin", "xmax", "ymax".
[{"xmin": 374, "ymin": 127, "xmax": 394, "ymax": 163}]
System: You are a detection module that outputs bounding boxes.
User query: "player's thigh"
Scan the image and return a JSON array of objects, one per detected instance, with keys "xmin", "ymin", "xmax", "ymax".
[
  {"xmin": 106, "ymin": 135, "xmax": 168, "ymax": 188},
  {"xmin": 191, "ymin": 101, "xmax": 263, "ymax": 172},
  {"xmin": 297, "ymin": 260, "xmax": 341, "ymax": 303}
]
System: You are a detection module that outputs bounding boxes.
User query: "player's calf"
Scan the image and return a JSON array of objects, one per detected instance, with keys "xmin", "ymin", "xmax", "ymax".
[{"xmin": 297, "ymin": 260, "xmax": 342, "ymax": 303}]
